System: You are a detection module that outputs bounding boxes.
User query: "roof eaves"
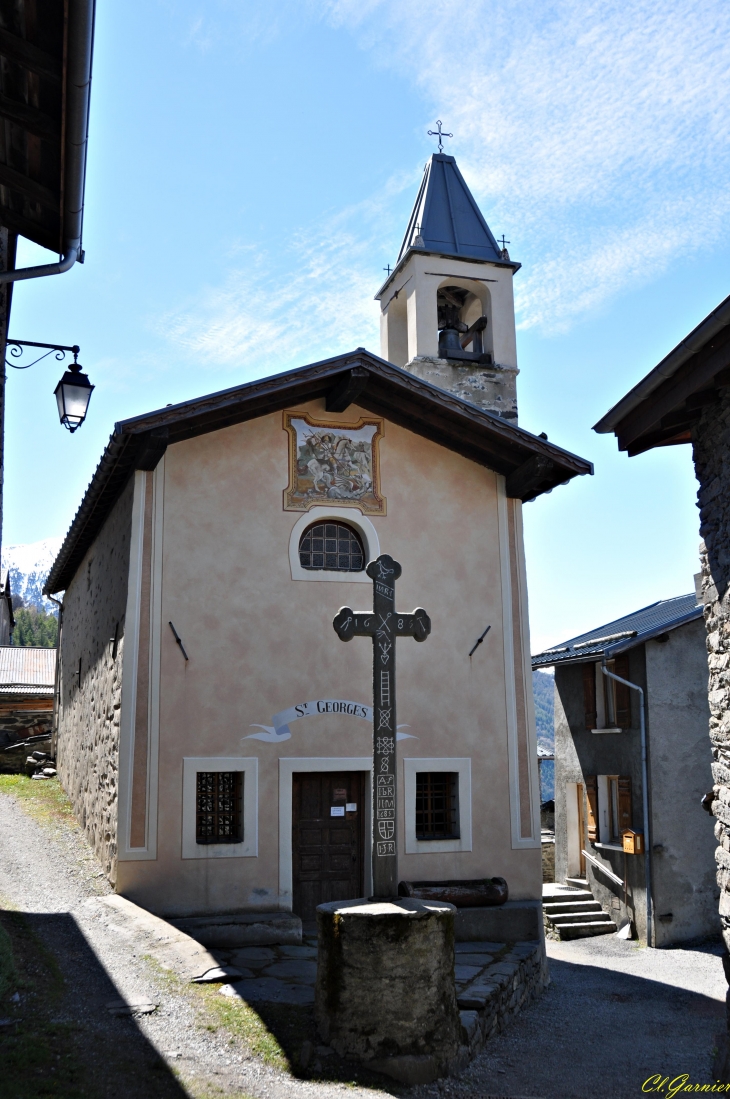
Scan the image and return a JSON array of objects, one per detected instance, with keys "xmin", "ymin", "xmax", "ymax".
[
  {"xmin": 594, "ymin": 292, "xmax": 730, "ymax": 434},
  {"xmin": 44, "ymin": 431, "xmax": 138, "ymax": 595},
  {"xmin": 113, "ymin": 350, "xmax": 591, "ymax": 476},
  {"xmin": 47, "ymin": 348, "xmax": 592, "ymax": 595}
]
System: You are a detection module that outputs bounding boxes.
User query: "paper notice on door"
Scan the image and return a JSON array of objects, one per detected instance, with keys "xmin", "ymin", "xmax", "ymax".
[
  {"xmin": 330, "ymin": 806, "xmax": 345, "ymax": 817},
  {"xmin": 346, "ymin": 803, "xmax": 357, "ymax": 812},
  {"xmin": 333, "ymin": 788, "xmax": 347, "ymax": 800}
]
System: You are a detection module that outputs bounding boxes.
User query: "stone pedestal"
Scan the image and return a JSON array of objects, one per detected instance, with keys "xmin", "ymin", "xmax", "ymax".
[
  {"xmin": 404, "ymin": 356, "xmax": 518, "ymax": 419},
  {"xmin": 315, "ymin": 898, "xmax": 460, "ymax": 1084}
]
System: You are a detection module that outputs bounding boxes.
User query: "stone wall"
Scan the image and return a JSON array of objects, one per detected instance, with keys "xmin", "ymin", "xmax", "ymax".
[
  {"xmin": 456, "ymin": 940, "xmax": 548, "ymax": 1063},
  {"xmin": 404, "ymin": 356, "xmax": 518, "ymax": 419},
  {"xmin": 56, "ymin": 477, "xmax": 135, "ymax": 884},
  {"xmin": 694, "ymin": 387, "xmax": 730, "ymax": 965},
  {"xmin": 541, "ymin": 837, "xmax": 555, "ymax": 883},
  {"xmin": 0, "ymin": 701, "xmax": 53, "ymax": 753}
]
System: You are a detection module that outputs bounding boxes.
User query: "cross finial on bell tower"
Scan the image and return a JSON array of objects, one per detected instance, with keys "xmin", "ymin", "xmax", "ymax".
[
  {"xmin": 427, "ymin": 120, "xmax": 453, "ymax": 154},
  {"xmin": 375, "ymin": 148, "xmax": 520, "ymax": 421}
]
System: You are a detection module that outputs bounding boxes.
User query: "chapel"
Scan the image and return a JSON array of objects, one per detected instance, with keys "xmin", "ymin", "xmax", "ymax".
[{"xmin": 45, "ymin": 151, "xmax": 591, "ymax": 926}]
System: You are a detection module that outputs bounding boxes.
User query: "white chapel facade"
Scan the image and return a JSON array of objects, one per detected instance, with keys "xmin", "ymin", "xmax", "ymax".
[{"xmin": 46, "ymin": 153, "xmax": 591, "ymax": 922}]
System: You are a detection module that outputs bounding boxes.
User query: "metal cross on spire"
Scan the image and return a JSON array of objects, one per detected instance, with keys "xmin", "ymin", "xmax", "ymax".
[
  {"xmin": 333, "ymin": 555, "xmax": 431, "ymax": 898},
  {"xmin": 427, "ymin": 120, "xmax": 453, "ymax": 154},
  {"xmin": 498, "ymin": 235, "xmax": 510, "ymax": 250}
]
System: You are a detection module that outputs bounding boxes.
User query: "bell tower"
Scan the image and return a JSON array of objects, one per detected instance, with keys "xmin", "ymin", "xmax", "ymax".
[{"xmin": 375, "ymin": 153, "xmax": 520, "ymax": 420}]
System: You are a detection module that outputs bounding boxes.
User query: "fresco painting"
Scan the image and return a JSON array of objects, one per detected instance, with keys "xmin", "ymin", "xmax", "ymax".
[{"xmin": 283, "ymin": 411, "xmax": 386, "ymax": 514}]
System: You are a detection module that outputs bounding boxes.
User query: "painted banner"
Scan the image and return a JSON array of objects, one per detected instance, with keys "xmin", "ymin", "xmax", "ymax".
[{"xmin": 243, "ymin": 699, "xmax": 415, "ymax": 743}]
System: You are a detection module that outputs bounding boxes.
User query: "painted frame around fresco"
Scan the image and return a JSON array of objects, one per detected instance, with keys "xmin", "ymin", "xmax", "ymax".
[{"xmin": 283, "ymin": 410, "xmax": 386, "ymax": 515}]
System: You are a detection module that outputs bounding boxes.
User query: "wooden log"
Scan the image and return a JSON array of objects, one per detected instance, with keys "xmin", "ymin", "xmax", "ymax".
[{"xmin": 398, "ymin": 877, "xmax": 509, "ymax": 908}]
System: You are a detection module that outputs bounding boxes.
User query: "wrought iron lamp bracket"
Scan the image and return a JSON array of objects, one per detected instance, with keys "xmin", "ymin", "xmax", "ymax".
[{"xmin": 5, "ymin": 338, "xmax": 80, "ymax": 371}]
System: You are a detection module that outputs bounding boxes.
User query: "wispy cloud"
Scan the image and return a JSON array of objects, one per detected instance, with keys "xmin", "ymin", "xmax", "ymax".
[
  {"xmin": 322, "ymin": 0, "xmax": 730, "ymax": 331},
  {"xmin": 162, "ymin": 0, "xmax": 730, "ymax": 359},
  {"xmin": 156, "ymin": 179, "xmax": 414, "ymax": 372}
]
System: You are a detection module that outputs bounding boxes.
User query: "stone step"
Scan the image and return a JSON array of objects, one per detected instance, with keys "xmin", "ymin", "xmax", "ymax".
[
  {"xmin": 543, "ymin": 900, "xmax": 601, "ymax": 916},
  {"xmin": 543, "ymin": 883, "xmax": 593, "ymax": 897},
  {"xmin": 169, "ymin": 911, "xmax": 302, "ymax": 948},
  {"xmin": 548, "ymin": 910, "xmax": 614, "ymax": 926},
  {"xmin": 565, "ymin": 877, "xmax": 590, "ymax": 889},
  {"xmin": 556, "ymin": 919, "xmax": 617, "ymax": 940}
]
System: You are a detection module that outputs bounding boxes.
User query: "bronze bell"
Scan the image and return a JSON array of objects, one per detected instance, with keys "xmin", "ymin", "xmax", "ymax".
[{"xmin": 438, "ymin": 325, "xmax": 463, "ymax": 355}]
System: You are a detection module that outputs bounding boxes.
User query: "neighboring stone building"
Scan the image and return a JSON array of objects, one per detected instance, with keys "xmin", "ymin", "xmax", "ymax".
[
  {"xmin": 533, "ymin": 593, "xmax": 715, "ymax": 946},
  {"xmin": 594, "ymin": 295, "xmax": 730, "ymax": 1054},
  {"xmin": 43, "ymin": 153, "xmax": 591, "ymax": 930},
  {"xmin": 0, "ymin": 645, "xmax": 55, "ymax": 771}
]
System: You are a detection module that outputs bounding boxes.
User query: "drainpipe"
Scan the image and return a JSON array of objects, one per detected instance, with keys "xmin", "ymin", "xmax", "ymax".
[
  {"xmin": 47, "ymin": 594, "xmax": 63, "ymax": 763},
  {"xmin": 602, "ymin": 660, "xmax": 653, "ymax": 947},
  {"xmin": 0, "ymin": 0, "xmax": 95, "ymax": 284}
]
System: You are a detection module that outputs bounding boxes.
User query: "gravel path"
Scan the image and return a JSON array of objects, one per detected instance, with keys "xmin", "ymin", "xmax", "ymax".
[
  {"xmin": 0, "ymin": 791, "xmax": 389, "ymax": 1099},
  {"xmin": 416, "ymin": 934, "xmax": 726, "ymax": 1099},
  {"xmin": 0, "ymin": 787, "xmax": 726, "ymax": 1099}
]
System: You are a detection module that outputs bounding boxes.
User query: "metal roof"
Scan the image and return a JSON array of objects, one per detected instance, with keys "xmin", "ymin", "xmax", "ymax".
[
  {"xmin": 397, "ymin": 154, "xmax": 506, "ymax": 266},
  {"xmin": 0, "ymin": 685, "xmax": 53, "ymax": 697},
  {"xmin": 45, "ymin": 347, "xmax": 593, "ymax": 595},
  {"xmin": 0, "ymin": 646, "xmax": 55, "ymax": 687},
  {"xmin": 531, "ymin": 593, "xmax": 702, "ymax": 668}
]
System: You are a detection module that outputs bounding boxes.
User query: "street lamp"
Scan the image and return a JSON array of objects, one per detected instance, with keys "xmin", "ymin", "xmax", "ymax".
[
  {"xmin": 53, "ymin": 356, "xmax": 94, "ymax": 433},
  {"xmin": 6, "ymin": 339, "xmax": 94, "ymax": 432}
]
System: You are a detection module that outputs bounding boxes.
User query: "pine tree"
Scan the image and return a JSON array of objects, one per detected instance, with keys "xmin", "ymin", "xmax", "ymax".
[{"xmin": 12, "ymin": 607, "xmax": 58, "ymax": 647}]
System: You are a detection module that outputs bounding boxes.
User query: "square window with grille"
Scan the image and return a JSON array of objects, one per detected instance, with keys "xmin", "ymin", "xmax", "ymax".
[
  {"xmin": 196, "ymin": 771, "xmax": 243, "ymax": 844},
  {"xmin": 415, "ymin": 772, "xmax": 459, "ymax": 840}
]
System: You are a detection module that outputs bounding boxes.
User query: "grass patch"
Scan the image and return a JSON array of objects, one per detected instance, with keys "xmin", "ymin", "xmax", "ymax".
[
  {"xmin": 193, "ymin": 984, "xmax": 291, "ymax": 1070},
  {"xmin": 194, "ymin": 985, "xmax": 400, "ymax": 1091},
  {"xmin": 0, "ymin": 775, "xmax": 76, "ymax": 829}
]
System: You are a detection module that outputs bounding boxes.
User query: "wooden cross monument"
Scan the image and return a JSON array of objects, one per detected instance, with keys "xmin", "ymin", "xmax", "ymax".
[{"xmin": 333, "ymin": 554, "xmax": 431, "ymax": 898}]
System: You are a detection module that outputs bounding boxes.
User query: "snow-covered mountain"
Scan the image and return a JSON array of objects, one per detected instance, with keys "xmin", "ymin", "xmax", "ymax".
[{"xmin": 2, "ymin": 538, "xmax": 62, "ymax": 613}]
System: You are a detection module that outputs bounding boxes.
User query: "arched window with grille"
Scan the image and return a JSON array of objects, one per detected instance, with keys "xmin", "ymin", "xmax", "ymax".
[{"xmin": 298, "ymin": 520, "xmax": 365, "ymax": 572}]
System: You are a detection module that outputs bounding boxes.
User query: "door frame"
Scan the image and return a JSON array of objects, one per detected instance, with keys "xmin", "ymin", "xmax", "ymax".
[
  {"xmin": 577, "ymin": 782, "xmax": 586, "ymax": 878},
  {"xmin": 279, "ymin": 757, "xmax": 372, "ymax": 910},
  {"xmin": 566, "ymin": 781, "xmax": 584, "ymax": 878}
]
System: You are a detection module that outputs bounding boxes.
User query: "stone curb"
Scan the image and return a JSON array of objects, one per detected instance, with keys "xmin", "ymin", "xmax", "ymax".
[
  {"xmin": 80, "ymin": 894, "xmax": 241, "ymax": 983},
  {"xmin": 455, "ymin": 940, "xmax": 549, "ymax": 1067}
]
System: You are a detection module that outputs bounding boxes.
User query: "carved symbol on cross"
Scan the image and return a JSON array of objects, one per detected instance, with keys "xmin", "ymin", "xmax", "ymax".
[{"xmin": 333, "ymin": 553, "xmax": 431, "ymax": 899}]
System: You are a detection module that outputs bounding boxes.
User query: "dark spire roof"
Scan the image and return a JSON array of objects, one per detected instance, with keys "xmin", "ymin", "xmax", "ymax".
[{"xmin": 397, "ymin": 154, "xmax": 504, "ymax": 265}]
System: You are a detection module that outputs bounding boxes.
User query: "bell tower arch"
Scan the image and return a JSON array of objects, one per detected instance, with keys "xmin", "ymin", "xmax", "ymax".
[{"xmin": 376, "ymin": 154, "xmax": 520, "ymax": 420}]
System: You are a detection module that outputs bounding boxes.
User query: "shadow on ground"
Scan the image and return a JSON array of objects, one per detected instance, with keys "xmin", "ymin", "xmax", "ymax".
[
  {"xmin": 442, "ymin": 944, "xmax": 725, "ymax": 1099},
  {"xmin": 0, "ymin": 908, "xmax": 189, "ymax": 1099}
]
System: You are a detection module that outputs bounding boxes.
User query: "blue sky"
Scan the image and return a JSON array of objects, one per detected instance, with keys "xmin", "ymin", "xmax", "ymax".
[{"xmin": 6, "ymin": 0, "xmax": 730, "ymax": 652}]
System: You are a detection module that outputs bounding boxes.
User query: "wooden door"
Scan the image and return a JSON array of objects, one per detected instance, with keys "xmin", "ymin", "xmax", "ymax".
[
  {"xmin": 577, "ymin": 783, "xmax": 586, "ymax": 877},
  {"xmin": 292, "ymin": 772, "xmax": 365, "ymax": 922}
]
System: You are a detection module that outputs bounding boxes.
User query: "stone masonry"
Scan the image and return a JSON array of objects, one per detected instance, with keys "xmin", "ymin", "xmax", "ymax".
[
  {"xmin": 56, "ymin": 477, "xmax": 135, "ymax": 885},
  {"xmin": 315, "ymin": 899, "xmax": 461, "ymax": 1080},
  {"xmin": 692, "ymin": 384, "xmax": 730, "ymax": 1052},
  {"xmin": 404, "ymin": 357, "xmax": 519, "ymax": 419}
]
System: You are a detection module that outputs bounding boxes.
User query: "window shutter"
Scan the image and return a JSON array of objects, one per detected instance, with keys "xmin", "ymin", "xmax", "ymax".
[
  {"xmin": 618, "ymin": 776, "xmax": 632, "ymax": 834},
  {"xmin": 583, "ymin": 664, "xmax": 597, "ymax": 729},
  {"xmin": 614, "ymin": 654, "xmax": 632, "ymax": 728},
  {"xmin": 585, "ymin": 776, "xmax": 598, "ymax": 843}
]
